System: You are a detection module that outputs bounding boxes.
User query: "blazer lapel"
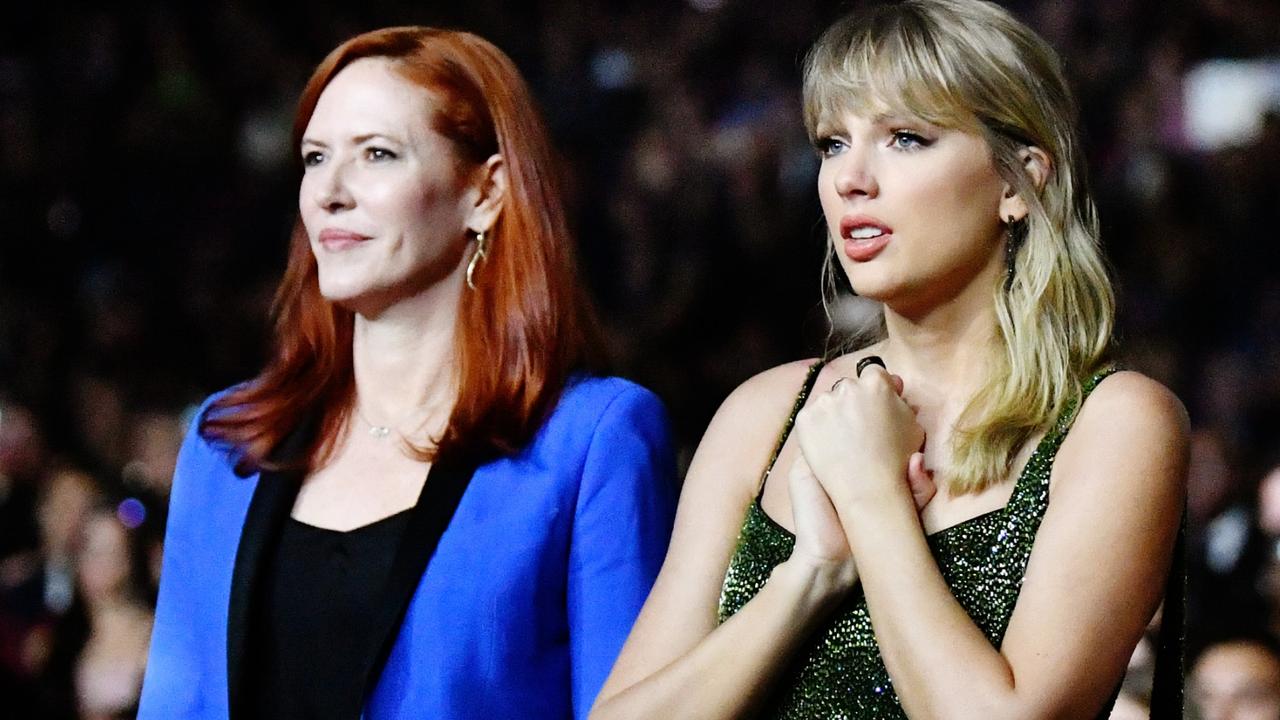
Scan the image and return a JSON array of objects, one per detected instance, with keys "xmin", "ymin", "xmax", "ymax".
[
  {"xmin": 226, "ymin": 426, "xmax": 311, "ymax": 720},
  {"xmin": 358, "ymin": 453, "xmax": 480, "ymax": 707}
]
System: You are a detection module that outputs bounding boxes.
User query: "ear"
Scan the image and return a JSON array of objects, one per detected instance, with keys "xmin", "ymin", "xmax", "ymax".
[
  {"xmin": 998, "ymin": 145, "xmax": 1051, "ymax": 224},
  {"xmin": 465, "ymin": 153, "xmax": 506, "ymax": 236}
]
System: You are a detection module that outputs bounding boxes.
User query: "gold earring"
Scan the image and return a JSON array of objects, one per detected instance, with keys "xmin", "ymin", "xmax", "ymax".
[{"xmin": 465, "ymin": 230, "xmax": 489, "ymax": 290}]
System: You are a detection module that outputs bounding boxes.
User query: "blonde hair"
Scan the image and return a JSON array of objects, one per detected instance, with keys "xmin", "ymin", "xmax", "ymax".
[{"xmin": 804, "ymin": 0, "xmax": 1115, "ymax": 494}]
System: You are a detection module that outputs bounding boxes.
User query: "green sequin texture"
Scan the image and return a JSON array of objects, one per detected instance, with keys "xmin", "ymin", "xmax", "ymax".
[{"xmin": 716, "ymin": 368, "xmax": 1115, "ymax": 718}]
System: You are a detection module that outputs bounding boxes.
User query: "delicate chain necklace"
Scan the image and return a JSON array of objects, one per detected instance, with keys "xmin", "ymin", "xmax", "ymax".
[
  {"xmin": 356, "ymin": 406, "xmax": 393, "ymax": 439},
  {"xmin": 354, "ymin": 404, "xmax": 427, "ymax": 440},
  {"xmin": 355, "ymin": 386, "xmax": 448, "ymax": 441}
]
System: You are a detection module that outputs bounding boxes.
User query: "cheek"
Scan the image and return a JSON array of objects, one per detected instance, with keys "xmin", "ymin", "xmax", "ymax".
[
  {"xmin": 911, "ymin": 165, "xmax": 1003, "ymax": 243},
  {"xmin": 374, "ymin": 177, "xmax": 449, "ymax": 235},
  {"xmin": 411, "ymin": 187, "xmax": 472, "ymax": 246},
  {"xmin": 816, "ymin": 167, "xmax": 843, "ymax": 232},
  {"xmin": 298, "ymin": 177, "xmax": 324, "ymax": 236}
]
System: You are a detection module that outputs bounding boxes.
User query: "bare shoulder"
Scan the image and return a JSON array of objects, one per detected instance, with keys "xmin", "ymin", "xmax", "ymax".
[
  {"xmin": 702, "ymin": 359, "xmax": 820, "ymax": 450},
  {"xmin": 1078, "ymin": 370, "xmax": 1188, "ymax": 428},
  {"xmin": 1070, "ymin": 370, "xmax": 1189, "ymax": 457},
  {"xmin": 1053, "ymin": 369, "xmax": 1190, "ymax": 500},
  {"xmin": 686, "ymin": 359, "xmax": 822, "ymax": 495},
  {"xmin": 715, "ymin": 359, "xmax": 819, "ymax": 426}
]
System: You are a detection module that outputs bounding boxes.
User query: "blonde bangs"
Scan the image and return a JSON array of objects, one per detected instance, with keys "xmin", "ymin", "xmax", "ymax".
[{"xmin": 803, "ymin": 9, "xmax": 981, "ymax": 141}]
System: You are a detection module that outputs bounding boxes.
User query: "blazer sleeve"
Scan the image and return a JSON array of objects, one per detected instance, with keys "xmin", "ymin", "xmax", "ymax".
[
  {"xmin": 566, "ymin": 383, "xmax": 678, "ymax": 718},
  {"xmin": 138, "ymin": 402, "xmax": 226, "ymax": 720}
]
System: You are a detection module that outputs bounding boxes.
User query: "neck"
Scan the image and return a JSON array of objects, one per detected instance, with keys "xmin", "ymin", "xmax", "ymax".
[
  {"xmin": 876, "ymin": 248, "xmax": 1004, "ymax": 397},
  {"xmin": 866, "ymin": 264, "xmax": 1005, "ymax": 447},
  {"xmin": 351, "ymin": 273, "xmax": 463, "ymax": 435},
  {"xmin": 880, "ymin": 301, "xmax": 997, "ymax": 398}
]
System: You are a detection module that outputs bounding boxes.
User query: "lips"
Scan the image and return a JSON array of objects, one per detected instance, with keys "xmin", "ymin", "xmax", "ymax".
[
  {"xmin": 317, "ymin": 228, "xmax": 372, "ymax": 251},
  {"xmin": 839, "ymin": 214, "xmax": 893, "ymax": 262}
]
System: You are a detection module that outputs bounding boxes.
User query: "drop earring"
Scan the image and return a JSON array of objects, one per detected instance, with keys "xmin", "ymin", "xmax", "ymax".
[
  {"xmin": 1004, "ymin": 215, "xmax": 1027, "ymax": 291},
  {"xmin": 465, "ymin": 230, "xmax": 489, "ymax": 290}
]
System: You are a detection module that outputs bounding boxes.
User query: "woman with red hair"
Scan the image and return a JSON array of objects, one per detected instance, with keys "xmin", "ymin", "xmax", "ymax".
[{"xmin": 138, "ymin": 27, "xmax": 676, "ymax": 720}]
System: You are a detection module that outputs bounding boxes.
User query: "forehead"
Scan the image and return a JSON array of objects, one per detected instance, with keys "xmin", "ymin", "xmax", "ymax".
[{"xmin": 306, "ymin": 57, "xmax": 434, "ymax": 136}]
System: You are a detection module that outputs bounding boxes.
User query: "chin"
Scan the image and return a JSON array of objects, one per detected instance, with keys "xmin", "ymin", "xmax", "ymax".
[
  {"xmin": 315, "ymin": 271, "xmax": 389, "ymax": 311},
  {"xmin": 315, "ymin": 275, "xmax": 365, "ymax": 304},
  {"xmin": 841, "ymin": 267, "xmax": 896, "ymax": 301},
  {"xmin": 844, "ymin": 273, "xmax": 924, "ymax": 312}
]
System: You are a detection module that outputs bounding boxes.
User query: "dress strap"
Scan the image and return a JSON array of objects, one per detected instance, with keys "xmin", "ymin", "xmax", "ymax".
[
  {"xmin": 756, "ymin": 360, "xmax": 827, "ymax": 500},
  {"xmin": 1034, "ymin": 367, "xmax": 1118, "ymax": 462},
  {"xmin": 1006, "ymin": 366, "xmax": 1119, "ymax": 505},
  {"xmin": 1150, "ymin": 513, "xmax": 1186, "ymax": 716}
]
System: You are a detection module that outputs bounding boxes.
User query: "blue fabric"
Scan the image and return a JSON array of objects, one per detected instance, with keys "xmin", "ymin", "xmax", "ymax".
[{"xmin": 138, "ymin": 376, "xmax": 678, "ymax": 720}]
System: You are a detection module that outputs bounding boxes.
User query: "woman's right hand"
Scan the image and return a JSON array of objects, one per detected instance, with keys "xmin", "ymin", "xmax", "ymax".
[
  {"xmin": 786, "ymin": 456, "xmax": 858, "ymax": 595},
  {"xmin": 785, "ymin": 447, "xmax": 936, "ymax": 600}
]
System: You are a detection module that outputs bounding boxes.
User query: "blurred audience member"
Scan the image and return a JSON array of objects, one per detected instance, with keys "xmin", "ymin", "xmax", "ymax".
[
  {"xmin": 36, "ymin": 504, "xmax": 153, "ymax": 720},
  {"xmin": 1191, "ymin": 636, "xmax": 1280, "ymax": 720},
  {"xmin": 1189, "ymin": 429, "xmax": 1271, "ymax": 651}
]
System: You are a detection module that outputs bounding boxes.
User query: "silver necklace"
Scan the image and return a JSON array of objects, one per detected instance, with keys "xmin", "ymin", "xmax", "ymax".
[{"xmin": 355, "ymin": 406, "xmax": 395, "ymax": 440}]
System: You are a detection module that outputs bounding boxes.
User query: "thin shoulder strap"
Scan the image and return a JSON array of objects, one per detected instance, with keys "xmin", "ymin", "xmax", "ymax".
[
  {"xmin": 1149, "ymin": 514, "xmax": 1186, "ymax": 715},
  {"xmin": 756, "ymin": 360, "xmax": 827, "ymax": 500},
  {"xmin": 1009, "ymin": 366, "xmax": 1120, "ymax": 502},
  {"xmin": 1037, "ymin": 367, "xmax": 1119, "ymax": 460}
]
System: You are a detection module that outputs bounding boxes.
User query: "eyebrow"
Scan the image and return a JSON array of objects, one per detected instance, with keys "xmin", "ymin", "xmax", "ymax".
[{"xmin": 300, "ymin": 132, "xmax": 403, "ymax": 147}]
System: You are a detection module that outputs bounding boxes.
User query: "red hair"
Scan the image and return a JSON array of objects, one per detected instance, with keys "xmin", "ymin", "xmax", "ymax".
[{"xmin": 203, "ymin": 27, "xmax": 599, "ymax": 471}]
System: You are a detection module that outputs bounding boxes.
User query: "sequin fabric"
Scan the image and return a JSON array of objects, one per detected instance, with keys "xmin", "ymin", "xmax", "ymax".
[{"xmin": 716, "ymin": 363, "xmax": 1116, "ymax": 718}]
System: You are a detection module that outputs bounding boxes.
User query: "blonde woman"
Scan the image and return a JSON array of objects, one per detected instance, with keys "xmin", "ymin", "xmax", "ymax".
[{"xmin": 590, "ymin": 1, "xmax": 1186, "ymax": 718}]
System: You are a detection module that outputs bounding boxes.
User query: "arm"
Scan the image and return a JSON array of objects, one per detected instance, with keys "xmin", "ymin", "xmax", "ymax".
[
  {"xmin": 568, "ymin": 383, "xmax": 679, "ymax": 718},
  {"xmin": 137, "ymin": 406, "xmax": 217, "ymax": 719},
  {"xmin": 589, "ymin": 364, "xmax": 859, "ymax": 720},
  {"xmin": 797, "ymin": 370, "xmax": 1187, "ymax": 720}
]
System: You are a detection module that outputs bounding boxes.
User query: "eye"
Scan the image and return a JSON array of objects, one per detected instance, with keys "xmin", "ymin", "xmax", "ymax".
[
  {"xmin": 889, "ymin": 130, "xmax": 932, "ymax": 151},
  {"xmin": 365, "ymin": 146, "xmax": 398, "ymax": 162},
  {"xmin": 813, "ymin": 136, "xmax": 847, "ymax": 158},
  {"xmin": 302, "ymin": 150, "xmax": 325, "ymax": 167}
]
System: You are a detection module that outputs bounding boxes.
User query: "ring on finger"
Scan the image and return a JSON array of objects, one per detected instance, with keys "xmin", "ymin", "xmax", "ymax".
[
  {"xmin": 830, "ymin": 376, "xmax": 852, "ymax": 392},
  {"xmin": 855, "ymin": 355, "xmax": 886, "ymax": 377}
]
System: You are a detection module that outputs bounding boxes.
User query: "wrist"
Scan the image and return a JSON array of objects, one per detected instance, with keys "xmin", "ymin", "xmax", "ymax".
[
  {"xmin": 771, "ymin": 556, "xmax": 855, "ymax": 612},
  {"xmin": 830, "ymin": 469, "xmax": 913, "ymax": 517},
  {"xmin": 838, "ymin": 491, "xmax": 924, "ymax": 558}
]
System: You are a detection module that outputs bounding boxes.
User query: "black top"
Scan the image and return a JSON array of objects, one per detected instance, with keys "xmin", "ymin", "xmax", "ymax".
[{"xmin": 245, "ymin": 509, "xmax": 413, "ymax": 720}]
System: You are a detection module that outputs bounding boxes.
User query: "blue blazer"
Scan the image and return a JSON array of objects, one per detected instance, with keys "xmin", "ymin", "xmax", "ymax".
[{"xmin": 138, "ymin": 376, "xmax": 678, "ymax": 720}]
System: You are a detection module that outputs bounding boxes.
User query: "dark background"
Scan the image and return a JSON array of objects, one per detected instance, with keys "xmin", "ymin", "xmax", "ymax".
[{"xmin": 1, "ymin": 0, "xmax": 1278, "ymax": 716}]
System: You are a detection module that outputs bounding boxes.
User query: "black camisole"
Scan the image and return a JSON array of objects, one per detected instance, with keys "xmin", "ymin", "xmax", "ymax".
[{"xmin": 246, "ymin": 508, "xmax": 412, "ymax": 719}]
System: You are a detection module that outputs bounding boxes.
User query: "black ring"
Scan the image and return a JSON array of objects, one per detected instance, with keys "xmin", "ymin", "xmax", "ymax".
[
  {"xmin": 830, "ymin": 377, "xmax": 852, "ymax": 392},
  {"xmin": 855, "ymin": 355, "xmax": 886, "ymax": 377}
]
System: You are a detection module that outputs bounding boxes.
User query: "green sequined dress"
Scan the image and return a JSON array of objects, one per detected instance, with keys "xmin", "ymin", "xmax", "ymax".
[{"xmin": 716, "ymin": 362, "xmax": 1118, "ymax": 719}]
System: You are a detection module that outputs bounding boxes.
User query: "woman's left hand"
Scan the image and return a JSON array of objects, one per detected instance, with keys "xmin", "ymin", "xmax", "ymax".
[{"xmin": 792, "ymin": 365, "xmax": 926, "ymax": 514}]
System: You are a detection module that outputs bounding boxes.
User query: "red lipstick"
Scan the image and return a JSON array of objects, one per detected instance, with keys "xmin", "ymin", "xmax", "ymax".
[{"xmin": 839, "ymin": 214, "xmax": 893, "ymax": 262}]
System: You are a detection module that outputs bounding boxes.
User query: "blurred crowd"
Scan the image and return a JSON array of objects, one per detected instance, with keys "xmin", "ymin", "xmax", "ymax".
[{"xmin": 0, "ymin": 0, "xmax": 1277, "ymax": 717}]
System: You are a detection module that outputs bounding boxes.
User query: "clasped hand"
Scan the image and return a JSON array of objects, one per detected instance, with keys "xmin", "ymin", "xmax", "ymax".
[{"xmin": 785, "ymin": 366, "xmax": 935, "ymax": 590}]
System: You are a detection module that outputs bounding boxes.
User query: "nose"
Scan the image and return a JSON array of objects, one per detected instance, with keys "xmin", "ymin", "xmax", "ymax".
[
  {"xmin": 313, "ymin": 159, "xmax": 355, "ymax": 213},
  {"xmin": 831, "ymin": 144, "xmax": 878, "ymax": 199}
]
